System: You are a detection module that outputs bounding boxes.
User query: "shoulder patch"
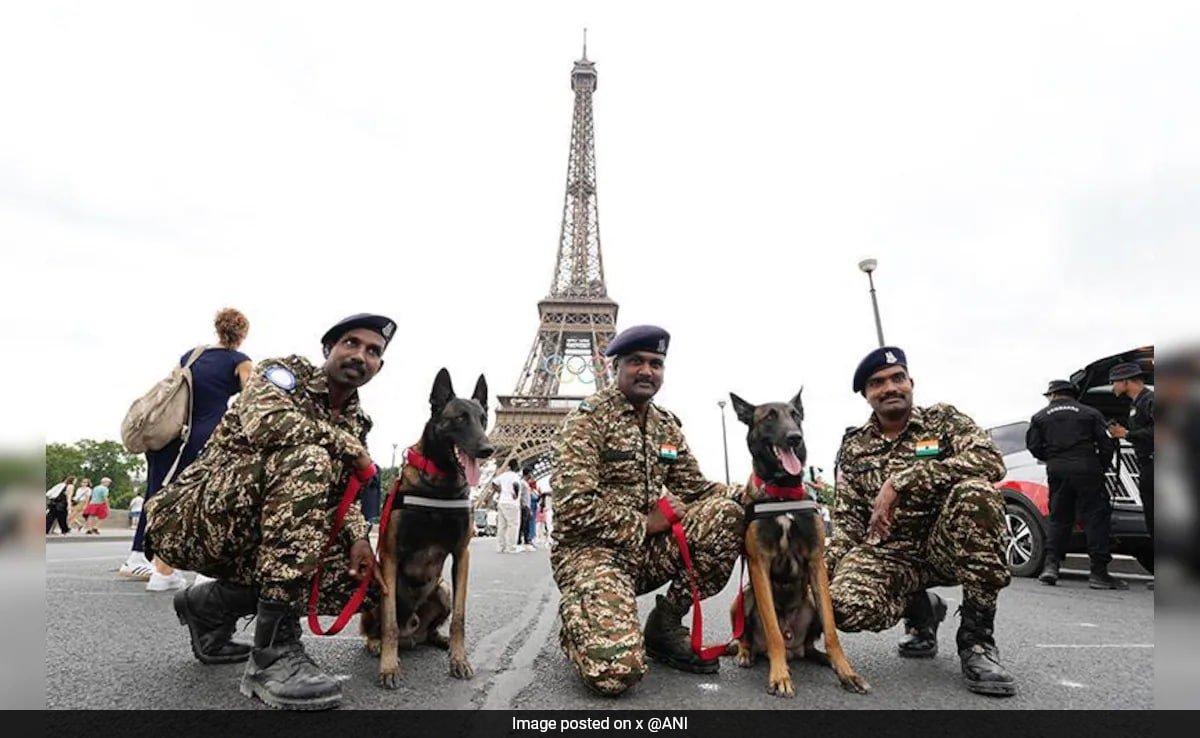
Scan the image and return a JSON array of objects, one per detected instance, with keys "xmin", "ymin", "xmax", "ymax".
[
  {"xmin": 264, "ymin": 365, "xmax": 297, "ymax": 392},
  {"xmin": 578, "ymin": 400, "xmax": 593, "ymax": 413}
]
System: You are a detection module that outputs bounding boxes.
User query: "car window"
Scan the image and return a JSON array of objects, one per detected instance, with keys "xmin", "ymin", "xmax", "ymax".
[{"xmin": 988, "ymin": 422, "xmax": 1029, "ymax": 456}]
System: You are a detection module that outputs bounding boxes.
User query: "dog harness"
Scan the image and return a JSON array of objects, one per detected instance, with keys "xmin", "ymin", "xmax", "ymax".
[
  {"xmin": 746, "ymin": 474, "xmax": 820, "ymax": 521},
  {"xmin": 307, "ymin": 446, "xmax": 470, "ymax": 636},
  {"xmin": 399, "ymin": 447, "xmax": 472, "ymax": 512}
]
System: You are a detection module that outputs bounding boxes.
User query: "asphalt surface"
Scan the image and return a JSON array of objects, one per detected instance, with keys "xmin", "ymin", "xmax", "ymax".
[{"xmin": 45, "ymin": 537, "xmax": 1153, "ymax": 710}]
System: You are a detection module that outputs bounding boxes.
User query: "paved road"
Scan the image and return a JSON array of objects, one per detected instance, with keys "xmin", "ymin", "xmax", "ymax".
[{"xmin": 46, "ymin": 537, "xmax": 1153, "ymax": 710}]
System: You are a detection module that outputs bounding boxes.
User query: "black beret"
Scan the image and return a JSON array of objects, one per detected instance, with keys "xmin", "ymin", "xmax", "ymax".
[
  {"xmin": 604, "ymin": 325, "xmax": 670, "ymax": 357},
  {"xmin": 321, "ymin": 313, "xmax": 397, "ymax": 350},
  {"xmin": 852, "ymin": 346, "xmax": 907, "ymax": 394},
  {"xmin": 1043, "ymin": 379, "xmax": 1078, "ymax": 396},
  {"xmin": 1108, "ymin": 362, "xmax": 1143, "ymax": 382}
]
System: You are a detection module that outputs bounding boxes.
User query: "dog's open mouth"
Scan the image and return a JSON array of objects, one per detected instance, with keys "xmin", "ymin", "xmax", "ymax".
[
  {"xmin": 773, "ymin": 446, "xmax": 804, "ymax": 476},
  {"xmin": 454, "ymin": 446, "xmax": 483, "ymax": 487}
]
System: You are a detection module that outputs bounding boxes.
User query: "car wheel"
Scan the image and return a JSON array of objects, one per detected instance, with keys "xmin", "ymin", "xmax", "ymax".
[{"xmin": 1005, "ymin": 503, "xmax": 1045, "ymax": 578}]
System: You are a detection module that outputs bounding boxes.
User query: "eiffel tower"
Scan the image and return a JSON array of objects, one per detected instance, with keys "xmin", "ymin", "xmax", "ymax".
[{"xmin": 485, "ymin": 38, "xmax": 618, "ymax": 486}]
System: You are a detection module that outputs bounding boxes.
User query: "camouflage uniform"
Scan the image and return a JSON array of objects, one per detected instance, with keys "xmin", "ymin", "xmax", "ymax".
[
  {"xmin": 145, "ymin": 355, "xmax": 372, "ymax": 610},
  {"xmin": 550, "ymin": 386, "xmax": 744, "ymax": 696},
  {"xmin": 827, "ymin": 403, "xmax": 1010, "ymax": 632}
]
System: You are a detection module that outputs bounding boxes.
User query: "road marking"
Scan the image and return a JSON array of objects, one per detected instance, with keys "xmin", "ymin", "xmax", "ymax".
[
  {"xmin": 1060, "ymin": 680, "xmax": 1087, "ymax": 688},
  {"xmin": 46, "ymin": 555, "xmax": 124, "ymax": 563},
  {"xmin": 698, "ymin": 683, "xmax": 720, "ymax": 692},
  {"xmin": 1036, "ymin": 644, "xmax": 1153, "ymax": 648},
  {"xmin": 1078, "ymin": 623, "xmax": 1098, "ymax": 628}
]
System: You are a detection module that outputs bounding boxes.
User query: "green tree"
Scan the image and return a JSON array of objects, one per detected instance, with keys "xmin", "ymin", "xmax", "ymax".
[{"xmin": 45, "ymin": 440, "xmax": 145, "ymax": 509}]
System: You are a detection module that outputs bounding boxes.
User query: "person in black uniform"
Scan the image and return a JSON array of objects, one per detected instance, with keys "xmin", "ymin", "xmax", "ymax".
[
  {"xmin": 1026, "ymin": 380, "xmax": 1125, "ymax": 589},
  {"xmin": 1107, "ymin": 361, "xmax": 1154, "ymax": 585}
]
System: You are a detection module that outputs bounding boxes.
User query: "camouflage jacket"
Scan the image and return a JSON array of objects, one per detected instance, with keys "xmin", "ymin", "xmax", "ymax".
[
  {"xmin": 165, "ymin": 354, "xmax": 373, "ymax": 546},
  {"xmin": 551, "ymin": 386, "xmax": 737, "ymax": 553},
  {"xmin": 828, "ymin": 403, "xmax": 1004, "ymax": 563}
]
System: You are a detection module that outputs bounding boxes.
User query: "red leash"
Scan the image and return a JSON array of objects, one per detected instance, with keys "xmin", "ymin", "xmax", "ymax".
[
  {"xmin": 656, "ymin": 497, "xmax": 745, "ymax": 660},
  {"xmin": 307, "ymin": 465, "xmax": 401, "ymax": 636}
]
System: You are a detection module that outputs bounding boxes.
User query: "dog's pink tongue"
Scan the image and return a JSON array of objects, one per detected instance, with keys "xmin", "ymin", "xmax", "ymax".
[
  {"xmin": 456, "ymin": 448, "xmax": 482, "ymax": 487},
  {"xmin": 775, "ymin": 446, "xmax": 804, "ymax": 476}
]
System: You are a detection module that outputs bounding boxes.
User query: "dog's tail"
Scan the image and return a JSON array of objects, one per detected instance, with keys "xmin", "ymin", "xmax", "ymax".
[{"xmin": 700, "ymin": 641, "xmax": 740, "ymax": 656}]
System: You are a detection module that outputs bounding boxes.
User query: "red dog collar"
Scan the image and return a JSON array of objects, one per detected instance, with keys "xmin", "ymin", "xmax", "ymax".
[
  {"xmin": 752, "ymin": 474, "xmax": 808, "ymax": 501},
  {"xmin": 406, "ymin": 447, "xmax": 448, "ymax": 479}
]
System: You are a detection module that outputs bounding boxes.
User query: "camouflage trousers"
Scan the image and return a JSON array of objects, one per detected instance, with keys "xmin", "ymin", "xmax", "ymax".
[
  {"xmin": 551, "ymin": 496, "xmax": 744, "ymax": 697},
  {"xmin": 145, "ymin": 444, "xmax": 364, "ymax": 611},
  {"xmin": 829, "ymin": 478, "xmax": 1010, "ymax": 632}
]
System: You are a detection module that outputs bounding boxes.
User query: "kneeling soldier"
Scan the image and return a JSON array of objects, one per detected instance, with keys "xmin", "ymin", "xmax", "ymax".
[
  {"xmin": 828, "ymin": 346, "xmax": 1016, "ymax": 696},
  {"xmin": 550, "ymin": 325, "xmax": 744, "ymax": 696},
  {"xmin": 145, "ymin": 313, "xmax": 395, "ymax": 710}
]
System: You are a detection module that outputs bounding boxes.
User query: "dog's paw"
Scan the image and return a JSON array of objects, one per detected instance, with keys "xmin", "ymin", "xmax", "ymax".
[
  {"xmin": 768, "ymin": 671, "xmax": 795, "ymax": 698},
  {"xmin": 449, "ymin": 655, "xmax": 474, "ymax": 679},
  {"xmin": 377, "ymin": 668, "xmax": 401, "ymax": 690},
  {"xmin": 427, "ymin": 631, "xmax": 451, "ymax": 650},
  {"xmin": 735, "ymin": 646, "xmax": 754, "ymax": 669},
  {"xmin": 840, "ymin": 672, "xmax": 871, "ymax": 694},
  {"xmin": 365, "ymin": 638, "xmax": 382, "ymax": 657}
]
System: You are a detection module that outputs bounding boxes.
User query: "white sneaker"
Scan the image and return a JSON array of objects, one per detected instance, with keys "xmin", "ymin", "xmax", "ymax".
[
  {"xmin": 146, "ymin": 570, "xmax": 187, "ymax": 592},
  {"xmin": 118, "ymin": 552, "xmax": 154, "ymax": 581}
]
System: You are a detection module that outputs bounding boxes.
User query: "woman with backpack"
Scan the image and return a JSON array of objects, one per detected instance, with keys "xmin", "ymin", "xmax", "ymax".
[
  {"xmin": 119, "ymin": 308, "xmax": 252, "ymax": 591},
  {"xmin": 45, "ymin": 475, "xmax": 76, "ymax": 535}
]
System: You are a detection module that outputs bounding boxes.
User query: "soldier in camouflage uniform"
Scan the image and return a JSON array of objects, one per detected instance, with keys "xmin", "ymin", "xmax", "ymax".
[
  {"xmin": 827, "ymin": 346, "xmax": 1016, "ymax": 696},
  {"xmin": 145, "ymin": 313, "xmax": 395, "ymax": 711},
  {"xmin": 551, "ymin": 325, "xmax": 744, "ymax": 697}
]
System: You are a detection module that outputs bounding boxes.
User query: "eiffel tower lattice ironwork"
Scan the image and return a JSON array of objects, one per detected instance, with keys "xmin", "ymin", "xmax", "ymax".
[{"xmin": 485, "ymin": 40, "xmax": 618, "ymax": 488}]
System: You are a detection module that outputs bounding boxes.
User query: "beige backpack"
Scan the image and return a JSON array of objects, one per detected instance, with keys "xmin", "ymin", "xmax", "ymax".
[{"xmin": 120, "ymin": 346, "xmax": 208, "ymax": 471}]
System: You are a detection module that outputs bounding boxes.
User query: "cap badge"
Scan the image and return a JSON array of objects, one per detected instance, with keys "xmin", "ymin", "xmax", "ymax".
[{"xmin": 885, "ymin": 351, "xmax": 897, "ymax": 364}]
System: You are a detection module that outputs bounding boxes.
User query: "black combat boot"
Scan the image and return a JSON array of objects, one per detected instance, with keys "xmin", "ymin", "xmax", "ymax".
[
  {"xmin": 897, "ymin": 590, "xmax": 947, "ymax": 658},
  {"xmin": 239, "ymin": 600, "xmax": 343, "ymax": 711},
  {"xmin": 173, "ymin": 579, "xmax": 257, "ymax": 664},
  {"xmin": 956, "ymin": 601, "xmax": 1017, "ymax": 696},
  {"xmin": 1088, "ymin": 563, "xmax": 1129, "ymax": 590},
  {"xmin": 644, "ymin": 595, "xmax": 719, "ymax": 674},
  {"xmin": 1038, "ymin": 559, "xmax": 1060, "ymax": 585}
]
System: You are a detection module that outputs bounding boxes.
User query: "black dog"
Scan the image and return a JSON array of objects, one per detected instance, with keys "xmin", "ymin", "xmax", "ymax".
[
  {"xmin": 729, "ymin": 390, "xmax": 869, "ymax": 697},
  {"xmin": 361, "ymin": 368, "xmax": 493, "ymax": 688}
]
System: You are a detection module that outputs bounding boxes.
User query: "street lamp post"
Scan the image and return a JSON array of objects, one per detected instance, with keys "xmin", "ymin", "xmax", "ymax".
[
  {"xmin": 717, "ymin": 400, "xmax": 731, "ymax": 485},
  {"xmin": 858, "ymin": 258, "xmax": 886, "ymax": 347},
  {"xmin": 391, "ymin": 443, "xmax": 398, "ymax": 473}
]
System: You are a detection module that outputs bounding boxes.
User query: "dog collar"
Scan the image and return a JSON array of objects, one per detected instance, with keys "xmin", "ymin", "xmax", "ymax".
[
  {"xmin": 406, "ymin": 447, "xmax": 449, "ymax": 479},
  {"xmin": 752, "ymin": 474, "xmax": 808, "ymax": 501}
]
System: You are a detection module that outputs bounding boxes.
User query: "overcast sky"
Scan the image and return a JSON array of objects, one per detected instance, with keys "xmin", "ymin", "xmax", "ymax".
[{"xmin": 3, "ymin": 1, "xmax": 1194, "ymax": 485}]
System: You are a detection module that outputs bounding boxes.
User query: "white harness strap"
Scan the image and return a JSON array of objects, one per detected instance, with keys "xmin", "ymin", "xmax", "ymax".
[
  {"xmin": 400, "ymin": 495, "xmax": 472, "ymax": 512},
  {"xmin": 748, "ymin": 498, "xmax": 819, "ymax": 520}
]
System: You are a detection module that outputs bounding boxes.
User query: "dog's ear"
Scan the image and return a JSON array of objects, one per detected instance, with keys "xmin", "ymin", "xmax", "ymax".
[
  {"xmin": 472, "ymin": 374, "xmax": 488, "ymax": 411},
  {"xmin": 430, "ymin": 368, "xmax": 455, "ymax": 413},
  {"xmin": 790, "ymin": 387, "xmax": 804, "ymax": 420},
  {"xmin": 729, "ymin": 392, "xmax": 756, "ymax": 426}
]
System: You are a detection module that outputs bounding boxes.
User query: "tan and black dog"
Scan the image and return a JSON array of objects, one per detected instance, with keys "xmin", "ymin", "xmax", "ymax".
[
  {"xmin": 728, "ymin": 390, "xmax": 869, "ymax": 697},
  {"xmin": 361, "ymin": 368, "xmax": 493, "ymax": 688}
]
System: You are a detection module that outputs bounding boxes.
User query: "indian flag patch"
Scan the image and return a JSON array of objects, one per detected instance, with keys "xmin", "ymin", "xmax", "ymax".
[
  {"xmin": 659, "ymin": 444, "xmax": 678, "ymax": 461},
  {"xmin": 915, "ymin": 438, "xmax": 940, "ymax": 457}
]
